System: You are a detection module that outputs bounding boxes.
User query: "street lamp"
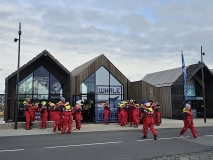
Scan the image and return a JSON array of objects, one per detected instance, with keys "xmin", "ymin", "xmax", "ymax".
[
  {"xmin": 14, "ymin": 22, "xmax": 22, "ymax": 129},
  {"xmin": 201, "ymin": 46, "xmax": 206, "ymax": 123}
]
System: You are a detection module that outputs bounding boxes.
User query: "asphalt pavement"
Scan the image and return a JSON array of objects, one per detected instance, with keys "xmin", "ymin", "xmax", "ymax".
[{"xmin": 0, "ymin": 118, "xmax": 213, "ymax": 160}]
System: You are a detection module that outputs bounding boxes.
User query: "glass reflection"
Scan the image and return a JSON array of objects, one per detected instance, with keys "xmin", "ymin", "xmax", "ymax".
[
  {"xmin": 81, "ymin": 73, "xmax": 95, "ymax": 94},
  {"xmin": 19, "ymin": 73, "xmax": 33, "ymax": 94}
]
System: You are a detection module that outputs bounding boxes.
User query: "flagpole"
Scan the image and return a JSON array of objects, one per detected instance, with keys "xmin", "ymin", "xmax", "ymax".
[{"xmin": 181, "ymin": 51, "xmax": 186, "ymax": 108}]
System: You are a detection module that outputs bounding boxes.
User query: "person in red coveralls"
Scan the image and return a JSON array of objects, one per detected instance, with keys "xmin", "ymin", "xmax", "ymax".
[
  {"xmin": 104, "ymin": 102, "xmax": 110, "ymax": 124},
  {"xmin": 49, "ymin": 102, "xmax": 61, "ymax": 133},
  {"xmin": 23, "ymin": 99, "xmax": 32, "ymax": 130},
  {"xmin": 39, "ymin": 101, "xmax": 48, "ymax": 129},
  {"xmin": 132, "ymin": 101, "xmax": 140, "ymax": 128},
  {"xmin": 119, "ymin": 101, "xmax": 127, "ymax": 127},
  {"xmin": 31, "ymin": 102, "xmax": 37, "ymax": 122},
  {"xmin": 142, "ymin": 102, "xmax": 157, "ymax": 140},
  {"xmin": 61, "ymin": 102, "xmax": 73, "ymax": 134},
  {"xmin": 124, "ymin": 101, "xmax": 129, "ymax": 126},
  {"xmin": 154, "ymin": 102, "xmax": 161, "ymax": 126},
  {"xmin": 57, "ymin": 97, "xmax": 66, "ymax": 131},
  {"xmin": 180, "ymin": 103, "xmax": 198, "ymax": 138},
  {"xmin": 128, "ymin": 99, "xmax": 135, "ymax": 126},
  {"xmin": 74, "ymin": 100, "xmax": 82, "ymax": 130}
]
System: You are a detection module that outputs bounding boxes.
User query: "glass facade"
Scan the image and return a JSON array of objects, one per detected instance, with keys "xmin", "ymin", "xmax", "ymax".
[
  {"xmin": 17, "ymin": 66, "xmax": 65, "ymax": 121},
  {"xmin": 80, "ymin": 66, "xmax": 123, "ymax": 123}
]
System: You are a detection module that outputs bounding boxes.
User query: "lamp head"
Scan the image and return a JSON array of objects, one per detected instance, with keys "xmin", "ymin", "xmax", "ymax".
[
  {"xmin": 14, "ymin": 38, "xmax": 19, "ymax": 42},
  {"xmin": 202, "ymin": 52, "xmax": 205, "ymax": 55}
]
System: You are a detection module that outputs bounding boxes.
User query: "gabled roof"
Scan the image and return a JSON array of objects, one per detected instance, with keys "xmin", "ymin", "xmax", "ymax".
[
  {"xmin": 142, "ymin": 67, "xmax": 185, "ymax": 87},
  {"xmin": 142, "ymin": 63, "xmax": 204, "ymax": 87},
  {"xmin": 6, "ymin": 50, "xmax": 70, "ymax": 80},
  {"xmin": 71, "ymin": 55, "xmax": 102, "ymax": 76}
]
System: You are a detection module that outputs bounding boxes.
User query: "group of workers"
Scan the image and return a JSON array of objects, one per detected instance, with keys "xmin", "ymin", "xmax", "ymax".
[
  {"xmin": 24, "ymin": 97, "xmax": 198, "ymax": 139},
  {"xmin": 104, "ymin": 99, "xmax": 197, "ymax": 140},
  {"xmin": 114, "ymin": 99, "xmax": 160, "ymax": 140},
  {"xmin": 23, "ymin": 97, "xmax": 82, "ymax": 133}
]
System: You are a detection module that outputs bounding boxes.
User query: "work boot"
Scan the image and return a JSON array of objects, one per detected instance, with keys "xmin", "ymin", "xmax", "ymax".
[
  {"xmin": 154, "ymin": 135, "xmax": 157, "ymax": 140},
  {"xmin": 142, "ymin": 135, "xmax": 147, "ymax": 139}
]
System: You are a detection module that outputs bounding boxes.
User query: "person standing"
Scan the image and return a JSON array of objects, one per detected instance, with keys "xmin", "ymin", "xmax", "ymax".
[
  {"xmin": 132, "ymin": 102, "xmax": 140, "ymax": 128},
  {"xmin": 57, "ymin": 97, "xmax": 66, "ymax": 131},
  {"xmin": 75, "ymin": 100, "xmax": 82, "ymax": 130},
  {"xmin": 49, "ymin": 102, "xmax": 61, "ymax": 133},
  {"xmin": 104, "ymin": 102, "xmax": 110, "ymax": 124},
  {"xmin": 128, "ymin": 99, "xmax": 135, "ymax": 126},
  {"xmin": 180, "ymin": 103, "xmax": 198, "ymax": 138},
  {"xmin": 39, "ymin": 101, "xmax": 48, "ymax": 129},
  {"xmin": 142, "ymin": 105, "xmax": 157, "ymax": 140},
  {"xmin": 154, "ymin": 102, "xmax": 161, "ymax": 126},
  {"xmin": 23, "ymin": 99, "xmax": 31, "ymax": 130},
  {"xmin": 61, "ymin": 102, "xmax": 73, "ymax": 134},
  {"xmin": 83, "ymin": 100, "xmax": 89, "ymax": 122},
  {"xmin": 120, "ymin": 101, "xmax": 128, "ymax": 127},
  {"xmin": 31, "ymin": 102, "xmax": 38, "ymax": 122}
]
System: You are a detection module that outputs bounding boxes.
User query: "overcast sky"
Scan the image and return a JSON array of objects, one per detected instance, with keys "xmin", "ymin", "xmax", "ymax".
[{"xmin": 0, "ymin": 0, "xmax": 213, "ymax": 94}]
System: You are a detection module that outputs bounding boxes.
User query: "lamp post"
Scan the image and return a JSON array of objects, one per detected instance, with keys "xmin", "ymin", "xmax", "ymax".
[
  {"xmin": 201, "ymin": 46, "xmax": 206, "ymax": 123},
  {"xmin": 14, "ymin": 23, "xmax": 22, "ymax": 129}
]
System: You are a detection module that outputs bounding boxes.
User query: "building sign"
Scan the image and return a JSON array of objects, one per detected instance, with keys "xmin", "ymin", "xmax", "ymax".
[
  {"xmin": 95, "ymin": 85, "xmax": 122, "ymax": 123},
  {"xmin": 187, "ymin": 78, "xmax": 195, "ymax": 97},
  {"xmin": 97, "ymin": 86, "xmax": 122, "ymax": 94},
  {"xmin": 50, "ymin": 82, "xmax": 61, "ymax": 94}
]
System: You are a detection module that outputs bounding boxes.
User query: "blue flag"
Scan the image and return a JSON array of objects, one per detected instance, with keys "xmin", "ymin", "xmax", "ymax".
[{"xmin": 182, "ymin": 53, "xmax": 187, "ymax": 101}]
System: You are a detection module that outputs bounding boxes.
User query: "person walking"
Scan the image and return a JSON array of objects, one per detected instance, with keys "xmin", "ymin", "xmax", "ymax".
[
  {"xmin": 180, "ymin": 103, "xmax": 198, "ymax": 138},
  {"xmin": 142, "ymin": 104, "xmax": 157, "ymax": 140},
  {"xmin": 39, "ymin": 101, "xmax": 48, "ymax": 129}
]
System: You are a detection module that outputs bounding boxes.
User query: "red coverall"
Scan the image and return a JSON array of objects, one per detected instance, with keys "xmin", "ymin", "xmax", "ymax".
[
  {"xmin": 154, "ymin": 106, "xmax": 161, "ymax": 126},
  {"xmin": 57, "ymin": 101, "xmax": 65, "ymax": 130},
  {"xmin": 104, "ymin": 104, "xmax": 110, "ymax": 124},
  {"xmin": 75, "ymin": 105, "xmax": 82, "ymax": 130},
  {"xmin": 62, "ymin": 108, "xmax": 73, "ymax": 133},
  {"xmin": 180, "ymin": 108, "xmax": 198, "ymax": 138},
  {"xmin": 24, "ymin": 102, "xmax": 31, "ymax": 130},
  {"xmin": 31, "ymin": 104, "xmax": 37, "ymax": 122},
  {"xmin": 124, "ymin": 105, "xmax": 129, "ymax": 125},
  {"xmin": 129, "ymin": 103, "xmax": 135, "ymax": 126},
  {"xmin": 132, "ymin": 104, "xmax": 140, "ymax": 127},
  {"xmin": 120, "ymin": 107, "xmax": 127, "ymax": 127},
  {"xmin": 40, "ymin": 106, "xmax": 48, "ymax": 129},
  {"xmin": 51, "ymin": 104, "xmax": 61, "ymax": 132},
  {"xmin": 143, "ymin": 109, "xmax": 157, "ymax": 137}
]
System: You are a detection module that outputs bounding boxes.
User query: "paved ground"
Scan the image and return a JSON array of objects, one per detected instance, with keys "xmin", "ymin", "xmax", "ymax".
[
  {"xmin": 0, "ymin": 118, "xmax": 213, "ymax": 160},
  {"xmin": 153, "ymin": 150, "xmax": 213, "ymax": 160}
]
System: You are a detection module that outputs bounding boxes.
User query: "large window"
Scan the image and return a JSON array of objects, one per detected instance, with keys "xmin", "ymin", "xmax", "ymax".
[
  {"xmin": 17, "ymin": 66, "xmax": 65, "ymax": 121},
  {"xmin": 80, "ymin": 73, "xmax": 95, "ymax": 94},
  {"xmin": 80, "ymin": 66, "xmax": 123, "ymax": 123}
]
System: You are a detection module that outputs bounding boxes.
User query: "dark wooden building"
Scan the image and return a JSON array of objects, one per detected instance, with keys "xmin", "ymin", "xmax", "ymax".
[
  {"xmin": 4, "ymin": 52, "xmax": 130, "ymax": 123},
  {"xmin": 4, "ymin": 50, "xmax": 71, "ymax": 122},
  {"xmin": 130, "ymin": 63, "xmax": 213, "ymax": 118}
]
